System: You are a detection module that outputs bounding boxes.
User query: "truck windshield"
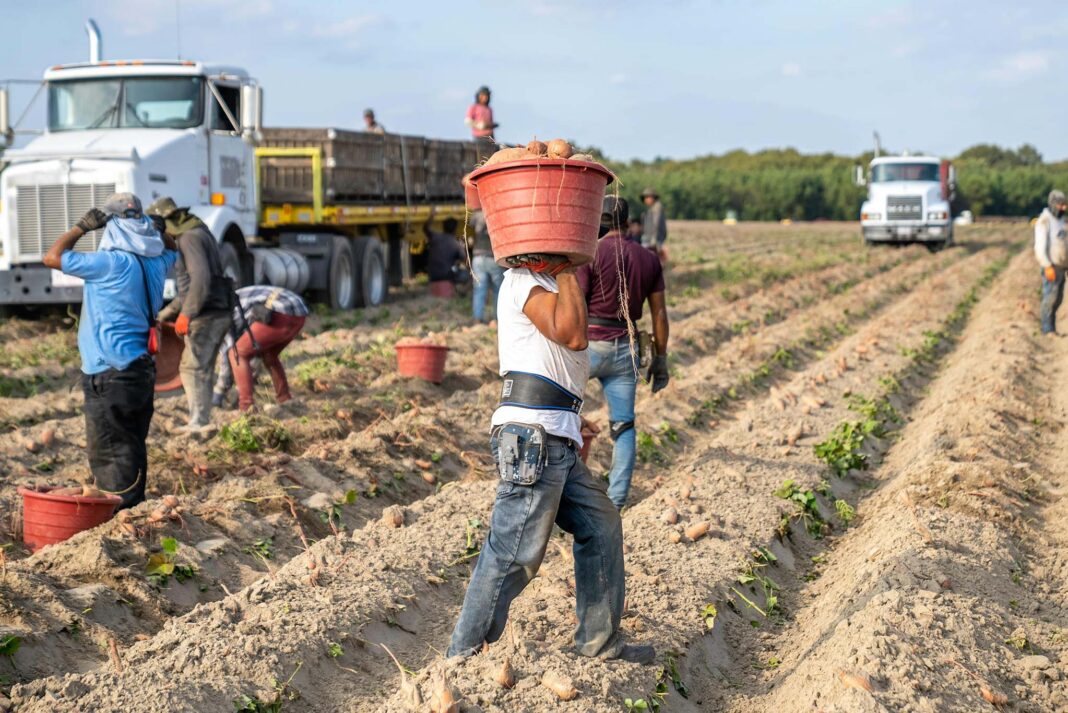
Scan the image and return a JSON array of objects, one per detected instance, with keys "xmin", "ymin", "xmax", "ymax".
[
  {"xmin": 871, "ymin": 163, "xmax": 940, "ymax": 183},
  {"xmin": 48, "ymin": 77, "xmax": 203, "ymax": 131}
]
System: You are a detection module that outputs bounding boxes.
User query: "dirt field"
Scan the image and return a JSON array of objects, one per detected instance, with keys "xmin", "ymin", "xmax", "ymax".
[{"xmin": 1, "ymin": 221, "xmax": 1065, "ymax": 712}]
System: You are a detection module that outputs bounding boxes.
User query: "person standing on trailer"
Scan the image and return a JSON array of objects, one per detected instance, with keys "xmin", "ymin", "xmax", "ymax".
[
  {"xmin": 1035, "ymin": 189, "xmax": 1068, "ymax": 335},
  {"xmin": 578, "ymin": 197, "xmax": 670, "ymax": 509},
  {"xmin": 42, "ymin": 193, "xmax": 178, "ymax": 509},
  {"xmin": 213, "ymin": 286, "xmax": 309, "ymax": 412},
  {"xmin": 363, "ymin": 108, "xmax": 385, "ymax": 134},
  {"xmin": 640, "ymin": 187, "xmax": 668, "ymax": 261},
  {"xmin": 148, "ymin": 197, "xmax": 234, "ymax": 434},
  {"xmin": 447, "ymin": 248, "xmax": 655, "ymax": 664},
  {"xmin": 469, "ymin": 209, "xmax": 505, "ymax": 322},
  {"xmin": 465, "ymin": 85, "xmax": 498, "ymax": 159}
]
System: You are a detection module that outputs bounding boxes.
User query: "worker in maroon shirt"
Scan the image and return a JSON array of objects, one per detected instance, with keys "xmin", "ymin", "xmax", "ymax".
[{"xmin": 577, "ymin": 197, "xmax": 670, "ymax": 509}]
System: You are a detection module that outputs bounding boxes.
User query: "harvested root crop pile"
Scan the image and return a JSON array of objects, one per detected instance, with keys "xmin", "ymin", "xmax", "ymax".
[{"xmin": 482, "ymin": 138, "xmax": 595, "ymax": 166}]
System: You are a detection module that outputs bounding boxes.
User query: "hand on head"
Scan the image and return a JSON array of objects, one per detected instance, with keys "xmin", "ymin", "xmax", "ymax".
[{"xmin": 505, "ymin": 253, "xmax": 572, "ymax": 276}]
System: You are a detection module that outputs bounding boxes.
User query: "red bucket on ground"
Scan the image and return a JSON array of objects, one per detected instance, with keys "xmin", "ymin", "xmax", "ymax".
[
  {"xmin": 395, "ymin": 343, "xmax": 449, "ymax": 384},
  {"xmin": 155, "ymin": 321, "xmax": 184, "ymax": 393},
  {"xmin": 466, "ymin": 158, "xmax": 614, "ymax": 268},
  {"xmin": 429, "ymin": 280, "xmax": 455, "ymax": 298},
  {"xmin": 18, "ymin": 486, "xmax": 122, "ymax": 552}
]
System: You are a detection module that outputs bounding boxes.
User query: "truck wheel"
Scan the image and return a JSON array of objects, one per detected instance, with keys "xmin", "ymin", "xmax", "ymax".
[
  {"xmin": 219, "ymin": 243, "xmax": 245, "ymax": 287},
  {"xmin": 328, "ymin": 237, "xmax": 357, "ymax": 310},
  {"xmin": 925, "ymin": 241, "xmax": 946, "ymax": 253},
  {"xmin": 353, "ymin": 236, "xmax": 388, "ymax": 307}
]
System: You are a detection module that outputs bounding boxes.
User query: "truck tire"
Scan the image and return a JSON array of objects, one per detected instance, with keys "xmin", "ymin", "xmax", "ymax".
[
  {"xmin": 219, "ymin": 243, "xmax": 245, "ymax": 287},
  {"xmin": 353, "ymin": 236, "xmax": 388, "ymax": 308},
  {"xmin": 925, "ymin": 241, "xmax": 946, "ymax": 253},
  {"xmin": 328, "ymin": 237, "xmax": 357, "ymax": 310}
]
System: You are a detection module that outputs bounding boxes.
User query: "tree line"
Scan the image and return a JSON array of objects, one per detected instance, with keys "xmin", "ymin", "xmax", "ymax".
[{"xmin": 598, "ymin": 144, "xmax": 1068, "ymax": 221}]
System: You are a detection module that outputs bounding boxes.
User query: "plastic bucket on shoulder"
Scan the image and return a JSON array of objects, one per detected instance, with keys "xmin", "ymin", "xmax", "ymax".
[
  {"xmin": 18, "ymin": 486, "xmax": 122, "ymax": 552},
  {"xmin": 395, "ymin": 343, "xmax": 449, "ymax": 384},
  {"xmin": 466, "ymin": 158, "xmax": 613, "ymax": 268}
]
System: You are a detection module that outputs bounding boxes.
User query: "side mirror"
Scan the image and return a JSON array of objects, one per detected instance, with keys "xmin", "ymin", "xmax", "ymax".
[
  {"xmin": 853, "ymin": 165, "xmax": 867, "ymax": 187},
  {"xmin": 0, "ymin": 88, "xmax": 11, "ymax": 146},
  {"xmin": 240, "ymin": 84, "xmax": 262, "ymax": 144}
]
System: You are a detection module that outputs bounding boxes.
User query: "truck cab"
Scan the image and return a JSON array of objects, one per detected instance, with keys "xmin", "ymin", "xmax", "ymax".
[
  {"xmin": 855, "ymin": 155, "xmax": 955, "ymax": 252},
  {"xmin": 0, "ymin": 59, "xmax": 259, "ymax": 304}
]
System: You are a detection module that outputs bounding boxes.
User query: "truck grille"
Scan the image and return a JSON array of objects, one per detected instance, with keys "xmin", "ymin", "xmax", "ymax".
[
  {"xmin": 887, "ymin": 195, "xmax": 922, "ymax": 221},
  {"xmin": 14, "ymin": 183, "xmax": 116, "ymax": 261}
]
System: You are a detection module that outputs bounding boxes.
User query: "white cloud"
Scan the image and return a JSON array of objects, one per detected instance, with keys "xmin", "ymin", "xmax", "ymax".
[
  {"xmin": 781, "ymin": 62, "xmax": 802, "ymax": 78},
  {"xmin": 987, "ymin": 51, "xmax": 1050, "ymax": 81}
]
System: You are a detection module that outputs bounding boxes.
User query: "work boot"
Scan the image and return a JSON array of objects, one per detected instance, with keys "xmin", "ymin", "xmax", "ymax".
[{"xmin": 610, "ymin": 644, "xmax": 656, "ymax": 665}]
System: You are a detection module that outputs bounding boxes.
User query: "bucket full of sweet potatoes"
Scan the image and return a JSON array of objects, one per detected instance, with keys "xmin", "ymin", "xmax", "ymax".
[{"xmin": 465, "ymin": 139, "xmax": 613, "ymax": 268}]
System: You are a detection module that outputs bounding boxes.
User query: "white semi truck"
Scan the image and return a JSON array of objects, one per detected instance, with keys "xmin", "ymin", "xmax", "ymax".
[
  {"xmin": 0, "ymin": 21, "xmax": 474, "ymax": 309},
  {"xmin": 854, "ymin": 153, "xmax": 956, "ymax": 252}
]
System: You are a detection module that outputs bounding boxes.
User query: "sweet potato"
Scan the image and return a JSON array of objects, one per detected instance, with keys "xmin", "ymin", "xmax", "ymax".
[
  {"xmin": 668, "ymin": 531, "xmax": 682, "ymax": 544},
  {"xmin": 421, "ymin": 471, "xmax": 437, "ymax": 485},
  {"xmin": 980, "ymin": 686, "xmax": 1008, "ymax": 706},
  {"xmin": 685, "ymin": 521, "xmax": 711, "ymax": 541},
  {"xmin": 162, "ymin": 495, "xmax": 180, "ymax": 509},
  {"xmin": 661, "ymin": 507, "xmax": 679, "ymax": 525},
  {"xmin": 541, "ymin": 671, "xmax": 578, "ymax": 701},
  {"xmin": 382, "ymin": 505, "xmax": 405, "ymax": 529},
  {"xmin": 526, "ymin": 140, "xmax": 548, "ymax": 156},
  {"xmin": 39, "ymin": 428, "xmax": 56, "ymax": 449},
  {"xmin": 546, "ymin": 139, "xmax": 573, "ymax": 159},
  {"xmin": 495, "ymin": 658, "xmax": 516, "ymax": 689},
  {"xmin": 484, "ymin": 147, "xmax": 532, "ymax": 166},
  {"xmin": 430, "ymin": 671, "xmax": 459, "ymax": 713},
  {"xmin": 837, "ymin": 669, "xmax": 873, "ymax": 692}
]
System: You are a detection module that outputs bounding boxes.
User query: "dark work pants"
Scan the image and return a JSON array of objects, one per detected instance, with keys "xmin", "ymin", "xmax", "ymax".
[{"xmin": 82, "ymin": 355, "xmax": 155, "ymax": 509}]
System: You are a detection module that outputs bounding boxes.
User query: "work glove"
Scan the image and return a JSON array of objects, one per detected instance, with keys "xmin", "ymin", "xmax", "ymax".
[
  {"xmin": 76, "ymin": 208, "xmax": 109, "ymax": 234},
  {"xmin": 505, "ymin": 253, "xmax": 571, "ymax": 276},
  {"xmin": 647, "ymin": 354, "xmax": 669, "ymax": 394},
  {"xmin": 149, "ymin": 215, "xmax": 167, "ymax": 235},
  {"xmin": 1045, "ymin": 266, "xmax": 1057, "ymax": 282},
  {"xmin": 175, "ymin": 313, "xmax": 190, "ymax": 337}
]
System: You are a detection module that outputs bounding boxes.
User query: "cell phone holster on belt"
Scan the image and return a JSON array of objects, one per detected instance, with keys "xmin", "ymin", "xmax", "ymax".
[{"xmin": 495, "ymin": 422, "xmax": 548, "ymax": 486}]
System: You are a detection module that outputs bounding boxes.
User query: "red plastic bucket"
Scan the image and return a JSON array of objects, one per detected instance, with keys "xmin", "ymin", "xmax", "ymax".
[
  {"xmin": 467, "ymin": 158, "xmax": 614, "ymax": 268},
  {"xmin": 429, "ymin": 280, "xmax": 455, "ymax": 299},
  {"xmin": 18, "ymin": 486, "xmax": 122, "ymax": 552},
  {"xmin": 155, "ymin": 321, "xmax": 184, "ymax": 393},
  {"xmin": 395, "ymin": 343, "xmax": 449, "ymax": 383},
  {"xmin": 464, "ymin": 180, "xmax": 481, "ymax": 211}
]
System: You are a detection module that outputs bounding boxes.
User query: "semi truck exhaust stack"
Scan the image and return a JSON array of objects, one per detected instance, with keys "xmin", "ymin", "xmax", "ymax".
[{"xmin": 86, "ymin": 19, "xmax": 102, "ymax": 64}]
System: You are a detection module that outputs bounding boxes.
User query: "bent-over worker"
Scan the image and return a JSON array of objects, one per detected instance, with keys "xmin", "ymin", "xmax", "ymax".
[
  {"xmin": 213, "ymin": 286, "xmax": 308, "ymax": 412},
  {"xmin": 447, "ymin": 246, "xmax": 654, "ymax": 664},
  {"xmin": 578, "ymin": 197, "xmax": 670, "ymax": 509},
  {"xmin": 426, "ymin": 218, "xmax": 465, "ymax": 284},
  {"xmin": 1035, "ymin": 189, "xmax": 1068, "ymax": 335},
  {"xmin": 148, "ymin": 197, "xmax": 234, "ymax": 433},
  {"xmin": 42, "ymin": 193, "xmax": 177, "ymax": 509}
]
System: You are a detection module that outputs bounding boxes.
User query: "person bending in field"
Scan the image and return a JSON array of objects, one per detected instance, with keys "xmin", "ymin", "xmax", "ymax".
[
  {"xmin": 213, "ymin": 286, "xmax": 308, "ymax": 412},
  {"xmin": 578, "ymin": 197, "xmax": 670, "ymax": 509},
  {"xmin": 1035, "ymin": 189, "xmax": 1068, "ymax": 336},
  {"xmin": 42, "ymin": 193, "xmax": 178, "ymax": 509},
  {"xmin": 447, "ymin": 249, "xmax": 655, "ymax": 664},
  {"xmin": 425, "ymin": 218, "xmax": 467, "ymax": 287}
]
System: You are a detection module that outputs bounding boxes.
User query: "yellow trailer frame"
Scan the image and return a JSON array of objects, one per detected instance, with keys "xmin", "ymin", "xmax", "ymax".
[{"xmin": 253, "ymin": 146, "xmax": 468, "ymax": 252}]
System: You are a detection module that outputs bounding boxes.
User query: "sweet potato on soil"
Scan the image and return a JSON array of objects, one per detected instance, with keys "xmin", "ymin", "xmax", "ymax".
[
  {"xmin": 541, "ymin": 671, "xmax": 578, "ymax": 701},
  {"xmin": 685, "ymin": 521, "xmax": 711, "ymax": 541},
  {"xmin": 495, "ymin": 658, "xmax": 516, "ymax": 689},
  {"xmin": 662, "ymin": 507, "xmax": 679, "ymax": 525}
]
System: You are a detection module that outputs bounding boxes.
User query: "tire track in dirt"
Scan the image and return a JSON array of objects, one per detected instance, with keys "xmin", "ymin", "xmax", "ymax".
[{"xmin": 713, "ymin": 249, "xmax": 1068, "ymax": 713}]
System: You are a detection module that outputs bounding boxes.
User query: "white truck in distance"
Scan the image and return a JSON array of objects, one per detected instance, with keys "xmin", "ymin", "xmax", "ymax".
[{"xmin": 854, "ymin": 154, "xmax": 956, "ymax": 252}]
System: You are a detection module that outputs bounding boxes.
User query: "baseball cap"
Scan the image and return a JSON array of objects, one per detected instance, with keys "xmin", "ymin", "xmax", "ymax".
[{"xmin": 102, "ymin": 192, "xmax": 143, "ymax": 219}]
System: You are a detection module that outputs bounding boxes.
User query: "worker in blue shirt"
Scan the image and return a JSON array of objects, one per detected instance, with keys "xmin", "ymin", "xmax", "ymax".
[{"xmin": 43, "ymin": 193, "xmax": 178, "ymax": 509}]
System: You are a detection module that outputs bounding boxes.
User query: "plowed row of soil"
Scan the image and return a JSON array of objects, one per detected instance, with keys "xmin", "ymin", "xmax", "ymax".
[{"xmin": 1, "ymin": 222, "xmax": 1053, "ymax": 713}]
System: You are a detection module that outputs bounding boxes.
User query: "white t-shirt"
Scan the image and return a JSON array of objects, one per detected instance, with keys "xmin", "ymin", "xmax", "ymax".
[{"xmin": 491, "ymin": 268, "xmax": 589, "ymax": 445}]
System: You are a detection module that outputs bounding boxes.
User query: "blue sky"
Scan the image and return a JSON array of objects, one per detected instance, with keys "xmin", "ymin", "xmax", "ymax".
[{"xmin": 1, "ymin": 0, "xmax": 1065, "ymax": 161}]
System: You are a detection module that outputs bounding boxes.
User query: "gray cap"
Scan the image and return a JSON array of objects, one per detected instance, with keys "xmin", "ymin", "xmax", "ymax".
[
  {"xmin": 641, "ymin": 187, "xmax": 658, "ymax": 199},
  {"xmin": 1049, "ymin": 190, "xmax": 1066, "ymax": 212},
  {"xmin": 102, "ymin": 192, "xmax": 143, "ymax": 219},
  {"xmin": 601, "ymin": 195, "xmax": 629, "ymax": 228}
]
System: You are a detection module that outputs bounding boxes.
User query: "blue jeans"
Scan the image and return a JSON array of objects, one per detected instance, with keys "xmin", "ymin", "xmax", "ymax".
[
  {"xmin": 472, "ymin": 254, "xmax": 505, "ymax": 321},
  {"xmin": 588, "ymin": 339, "xmax": 638, "ymax": 508},
  {"xmin": 447, "ymin": 434, "xmax": 625, "ymax": 658},
  {"xmin": 1041, "ymin": 267, "xmax": 1065, "ymax": 334}
]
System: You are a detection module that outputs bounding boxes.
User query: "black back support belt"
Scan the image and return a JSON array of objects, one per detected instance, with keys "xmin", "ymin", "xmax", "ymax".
[
  {"xmin": 589, "ymin": 316, "xmax": 635, "ymax": 331},
  {"xmin": 499, "ymin": 371, "xmax": 583, "ymax": 413}
]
